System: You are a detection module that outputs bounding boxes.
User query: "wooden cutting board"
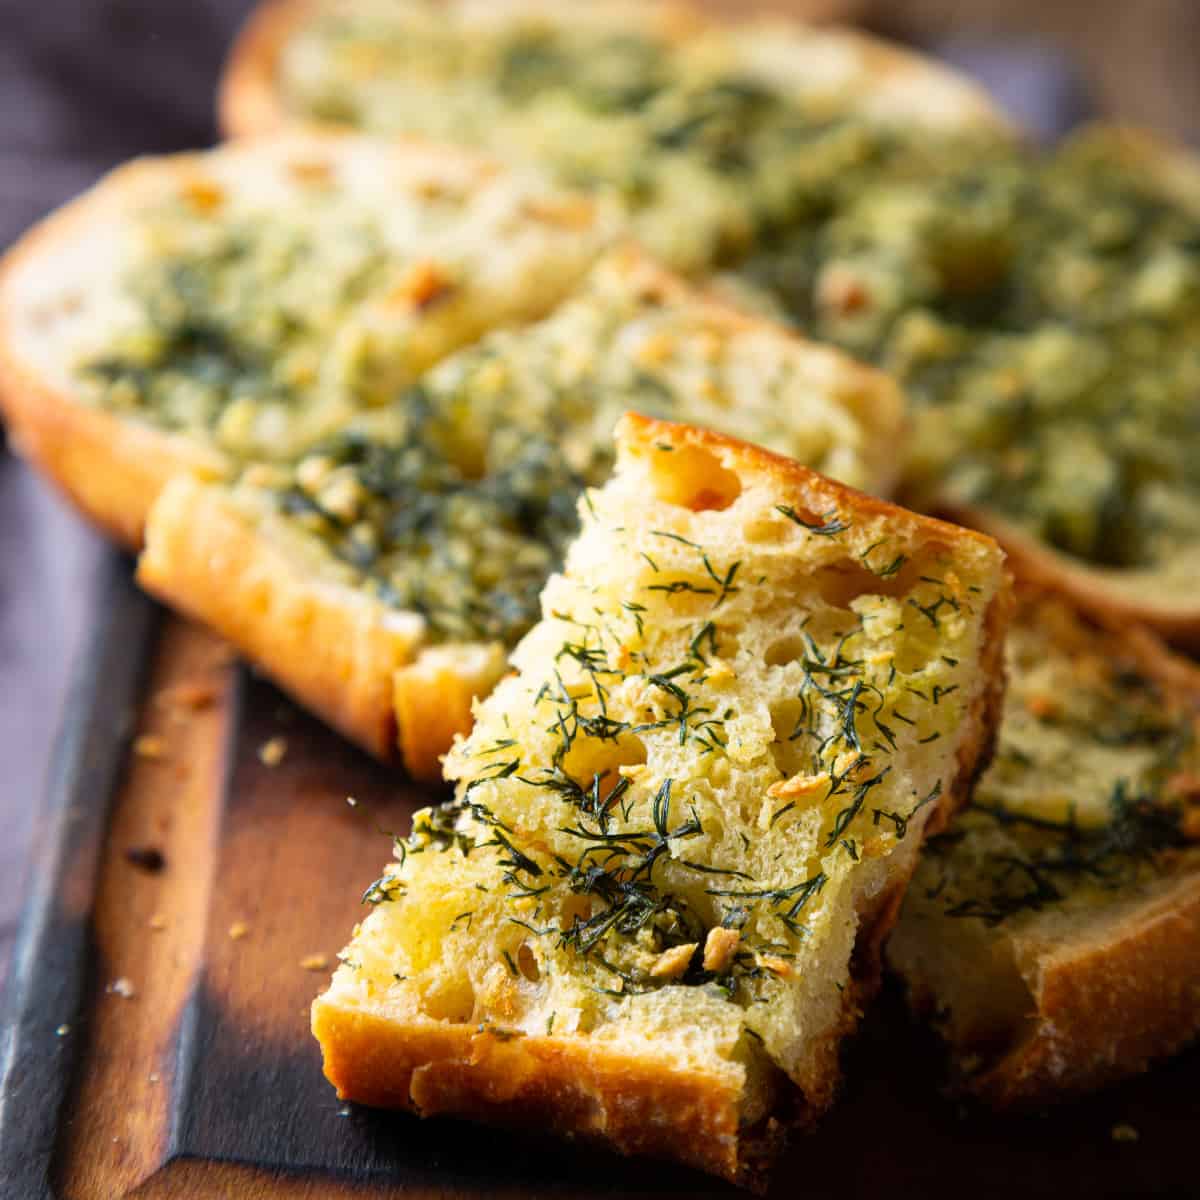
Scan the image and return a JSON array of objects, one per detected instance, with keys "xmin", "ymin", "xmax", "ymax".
[{"xmin": 0, "ymin": 556, "xmax": 1196, "ymax": 1199}]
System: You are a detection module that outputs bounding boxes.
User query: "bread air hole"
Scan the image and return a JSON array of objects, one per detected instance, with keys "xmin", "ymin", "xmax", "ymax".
[
  {"xmin": 765, "ymin": 636, "xmax": 808, "ymax": 667},
  {"xmin": 561, "ymin": 733, "xmax": 647, "ymax": 799},
  {"xmin": 420, "ymin": 973, "xmax": 476, "ymax": 1023},
  {"xmin": 649, "ymin": 443, "xmax": 742, "ymax": 512},
  {"xmin": 769, "ymin": 699, "xmax": 808, "ymax": 778}
]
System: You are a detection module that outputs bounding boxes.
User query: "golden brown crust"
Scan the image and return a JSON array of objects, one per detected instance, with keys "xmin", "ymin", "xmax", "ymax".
[
  {"xmin": 311, "ymin": 998, "xmax": 773, "ymax": 1188},
  {"xmin": 393, "ymin": 645, "xmax": 510, "ymax": 782},
  {"xmin": 620, "ymin": 412, "xmax": 1003, "ymax": 554},
  {"xmin": 219, "ymin": 0, "xmax": 314, "ymax": 139},
  {"xmin": 972, "ymin": 871, "xmax": 1200, "ymax": 1106},
  {"xmin": 137, "ymin": 474, "xmax": 419, "ymax": 766},
  {"xmin": 942, "ymin": 502, "xmax": 1200, "ymax": 650}
]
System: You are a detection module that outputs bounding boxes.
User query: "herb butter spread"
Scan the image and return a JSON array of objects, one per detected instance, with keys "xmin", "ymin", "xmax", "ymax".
[
  {"xmin": 227, "ymin": 252, "xmax": 905, "ymax": 645},
  {"xmin": 53, "ymin": 136, "xmax": 612, "ymax": 461},
  {"xmin": 319, "ymin": 415, "xmax": 1007, "ymax": 1123},
  {"xmin": 902, "ymin": 591, "xmax": 1200, "ymax": 932},
  {"xmin": 275, "ymin": 3, "xmax": 1200, "ymax": 579}
]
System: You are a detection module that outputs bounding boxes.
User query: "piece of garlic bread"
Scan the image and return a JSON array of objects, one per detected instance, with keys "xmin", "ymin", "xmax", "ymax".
[
  {"xmin": 888, "ymin": 587, "xmax": 1200, "ymax": 1106},
  {"xmin": 313, "ymin": 414, "xmax": 1011, "ymax": 1184},
  {"xmin": 221, "ymin": 0, "xmax": 1009, "ymax": 272},
  {"xmin": 0, "ymin": 131, "xmax": 613, "ymax": 546}
]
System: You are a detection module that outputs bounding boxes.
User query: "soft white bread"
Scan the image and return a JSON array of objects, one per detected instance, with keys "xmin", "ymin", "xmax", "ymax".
[
  {"xmin": 220, "ymin": 0, "xmax": 1009, "ymax": 270},
  {"xmin": 888, "ymin": 587, "xmax": 1200, "ymax": 1106},
  {"xmin": 313, "ymin": 413, "xmax": 1012, "ymax": 1185},
  {"xmin": 0, "ymin": 131, "xmax": 613, "ymax": 547},
  {"xmin": 138, "ymin": 247, "xmax": 908, "ymax": 775}
]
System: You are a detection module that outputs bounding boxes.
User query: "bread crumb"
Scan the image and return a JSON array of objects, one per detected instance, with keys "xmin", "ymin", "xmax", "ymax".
[
  {"xmin": 300, "ymin": 953, "xmax": 331, "ymax": 971},
  {"xmin": 148, "ymin": 1072, "xmax": 160, "ymax": 1084},
  {"xmin": 346, "ymin": 796, "xmax": 359, "ymax": 808},
  {"xmin": 158, "ymin": 679, "xmax": 218, "ymax": 712},
  {"xmin": 649, "ymin": 943, "xmax": 697, "ymax": 979},
  {"xmin": 258, "ymin": 737, "xmax": 287, "ymax": 767},
  {"xmin": 108, "ymin": 977, "xmax": 136, "ymax": 999},
  {"xmin": 56, "ymin": 1024, "xmax": 71, "ymax": 1037},
  {"xmin": 228, "ymin": 920, "xmax": 250, "ymax": 941},
  {"xmin": 148, "ymin": 913, "xmax": 167, "ymax": 931},
  {"xmin": 1111, "ymin": 1124, "xmax": 1139, "ymax": 1144},
  {"xmin": 133, "ymin": 735, "xmax": 167, "ymax": 760},
  {"xmin": 703, "ymin": 927, "xmax": 740, "ymax": 973}
]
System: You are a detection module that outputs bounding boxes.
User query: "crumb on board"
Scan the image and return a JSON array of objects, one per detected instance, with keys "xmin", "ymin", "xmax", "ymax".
[
  {"xmin": 300, "ymin": 953, "xmax": 331, "ymax": 972},
  {"xmin": 108, "ymin": 977, "xmax": 136, "ymax": 999},
  {"xmin": 133, "ymin": 734, "xmax": 167, "ymax": 760},
  {"xmin": 148, "ymin": 1072, "xmax": 160, "ymax": 1084},
  {"xmin": 258, "ymin": 736, "xmax": 288, "ymax": 767},
  {"xmin": 228, "ymin": 920, "xmax": 250, "ymax": 941},
  {"xmin": 346, "ymin": 796, "xmax": 358, "ymax": 808},
  {"xmin": 148, "ymin": 913, "xmax": 167, "ymax": 931},
  {"xmin": 1111, "ymin": 1124, "xmax": 1140, "ymax": 1144},
  {"xmin": 125, "ymin": 845, "xmax": 166, "ymax": 873},
  {"xmin": 156, "ymin": 678, "xmax": 219, "ymax": 713},
  {"xmin": 55, "ymin": 1024, "xmax": 71, "ymax": 1037}
]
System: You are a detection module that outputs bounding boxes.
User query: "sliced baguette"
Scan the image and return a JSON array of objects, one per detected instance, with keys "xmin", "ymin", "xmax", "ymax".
[
  {"xmin": 313, "ymin": 413, "xmax": 1012, "ymax": 1185},
  {"xmin": 137, "ymin": 247, "xmax": 908, "ymax": 775},
  {"xmin": 220, "ymin": 0, "xmax": 1009, "ymax": 270},
  {"xmin": 887, "ymin": 586, "xmax": 1200, "ymax": 1106},
  {"xmin": 0, "ymin": 131, "xmax": 613, "ymax": 547}
]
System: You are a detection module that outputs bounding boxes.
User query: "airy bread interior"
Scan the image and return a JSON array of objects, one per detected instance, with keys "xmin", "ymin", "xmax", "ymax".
[{"xmin": 314, "ymin": 414, "xmax": 1011, "ymax": 1183}]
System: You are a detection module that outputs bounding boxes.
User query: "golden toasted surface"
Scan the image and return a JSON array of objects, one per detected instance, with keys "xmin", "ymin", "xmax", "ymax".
[{"xmin": 315, "ymin": 414, "xmax": 1011, "ymax": 1184}]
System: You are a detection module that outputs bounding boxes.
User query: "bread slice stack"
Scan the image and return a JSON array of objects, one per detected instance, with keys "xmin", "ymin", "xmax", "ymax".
[
  {"xmin": 135, "ymin": 248, "xmax": 908, "ymax": 775},
  {"xmin": 313, "ymin": 414, "xmax": 1012, "ymax": 1186},
  {"xmin": 0, "ymin": 132, "xmax": 615, "ymax": 546},
  {"xmin": 888, "ymin": 586, "xmax": 1200, "ymax": 1105}
]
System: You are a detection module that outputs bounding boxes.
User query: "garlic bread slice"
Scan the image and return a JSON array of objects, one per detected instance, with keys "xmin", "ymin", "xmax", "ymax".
[
  {"xmin": 313, "ymin": 414, "xmax": 1011, "ymax": 1184},
  {"xmin": 0, "ymin": 131, "xmax": 613, "ymax": 545},
  {"xmin": 889, "ymin": 587, "xmax": 1200, "ymax": 1106}
]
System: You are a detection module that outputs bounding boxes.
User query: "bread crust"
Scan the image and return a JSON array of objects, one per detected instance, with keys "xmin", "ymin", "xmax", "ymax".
[
  {"xmin": 0, "ymin": 158, "xmax": 229, "ymax": 547},
  {"xmin": 311, "ymin": 1000, "xmax": 778, "ymax": 1189},
  {"xmin": 138, "ymin": 474, "xmax": 418, "ymax": 766},
  {"xmin": 138, "ymin": 475, "xmax": 512, "ymax": 777},
  {"xmin": 940, "ymin": 502, "xmax": 1200, "ymax": 651},
  {"xmin": 970, "ymin": 871, "xmax": 1200, "ymax": 1107},
  {"xmin": 218, "ymin": 0, "xmax": 1010, "ymax": 142}
]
